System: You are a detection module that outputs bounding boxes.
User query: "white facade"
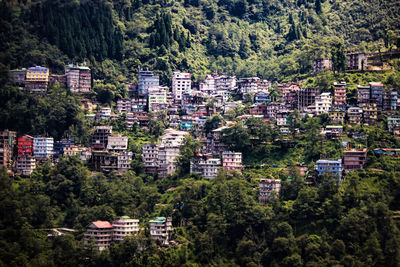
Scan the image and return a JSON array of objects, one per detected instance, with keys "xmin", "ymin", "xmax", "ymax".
[
  {"xmin": 100, "ymin": 107, "xmax": 111, "ymax": 120},
  {"xmin": 33, "ymin": 137, "xmax": 54, "ymax": 159},
  {"xmin": 172, "ymin": 72, "xmax": 191, "ymax": 102},
  {"xmin": 112, "ymin": 216, "xmax": 139, "ymax": 242},
  {"xmin": 15, "ymin": 156, "xmax": 36, "ymax": 176},
  {"xmin": 149, "ymin": 217, "xmax": 173, "ymax": 244},
  {"xmin": 117, "ymin": 151, "xmax": 133, "ymax": 171},
  {"xmin": 116, "ymin": 99, "xmax": 132, "ymax": 114},
  {"xmin": 107, "ymin": 135, "xmax": 128, "ymax": 150},
  {"xmin": 200, "ymin": 74, "xmax": 216, "ymax": 96},
  {"xmin": 315, "ymin": 92, "xmax": 332, "ymax": 115}
]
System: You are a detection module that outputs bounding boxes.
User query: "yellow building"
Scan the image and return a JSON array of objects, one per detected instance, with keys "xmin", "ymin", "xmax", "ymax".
[{"xmin": 26, "ymin": 66, "xmax": 49, "ymax": 82}]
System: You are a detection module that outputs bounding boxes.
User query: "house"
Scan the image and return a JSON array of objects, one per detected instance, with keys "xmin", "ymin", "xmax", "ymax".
[
  {"xmin": 138, "ymin": 70, "xmax": 159, "ymax": 96},
  {"xmin": 324, "ymin": 125, "xmax": 343, "ymax": 140},
  {"xmin": 18, "ymin": 134, "xmax": 34, "ymax": 157},
  {"xmin": 373, "ymin": 148, "xmax": 400, "ymax": 157},
  {"xmin": 112, "ymin": 216, "xmax": 139, "ymax": 242},
  {"xmin": 347, "ymin": 107, "xmax": 363, "ymax": 125},
  {"xmin": 54, "ymin": 139, "xmax": 75, "ymax": 159},
  {"xmin": 65, "ymin": 64, "xmax": 91, "ymax": 93},
  {"xmin": 0, "ymin": 130, "xmax": 17, "ymax": 168},
  {"xmin": 343, "ymin": 149, "xmax": 367, "ymax": 172},
  {"xmin": 315, "ymin": 92, "xmax": 332, "ymax": 115},
  {"xmin": 259, "ymin": 179, "xmax": 281, "ymax": 202},
  {"xmin": 313, "ymin": 58, "xmax": 332, "ymax": 73},
  {"xmin": 15, "ymin": 156, "xmax": 36, "ymax": 176},
  {"xmin": 149, "ymin": 217, "xmax": 173, "ymax": 244},
  {"xmin": 222, "ymin": 151, "xmax": 242, "ymax": 172},
  {"xmin": 116, "ymin": 99, "xmax": 132, "ymax": 114},
  {"xmin": 84, "ymin": 221, "xmax": 113, "ymax": 251},
  {"xmin": 92, "ymin": 126, "xmax": 112, "ymax": 150},
  {"xmin": 328, "ymin": 105, "xmax": 346, "ymax": 124},
  {"xmin": 172, "ymin": 72, "xmax": 191, "ymax": 102},
  {"xmin": 316, "ymin": 159, "xmax": 342, "ymax": 178},
  {"xmin": 25, "ymin": 66, "xmax": 49, "ymax": 93},
  {"xmin": 254, "ymin": 92, "xmax": 270, "ymax": 105},
  {"xmin": 33, "ymin": 137, "xmax": 54, "ymax": 159}
]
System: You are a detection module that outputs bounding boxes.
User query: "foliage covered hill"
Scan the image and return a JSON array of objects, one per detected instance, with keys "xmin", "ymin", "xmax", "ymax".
[{"xmin": 1, "ymin": 0, "xmax": 400, "ymax": 84}]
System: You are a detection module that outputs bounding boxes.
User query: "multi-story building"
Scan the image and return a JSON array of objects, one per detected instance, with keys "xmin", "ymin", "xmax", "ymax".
[
  {"xmin": 107, "ymin": 135, "xmax": 128, "ymax": 151},
  {"xmin": 346, "ymin": 52, "xmax": 368, "ymax": 71},
  {"xmin": 9, "ymin": 68, "xmax": 26, "ymax": 85},
  {"xmin": 15, "ymin": 156, "xmax": 36, "ymax": 176},
  {"xmin": 357, "ymin": 85, "xmax": 371, "ymax": 107},
  {"xmin": 53, "ymin": 139, "xmax": 74, "ymax": 159},
  {"xmin": 49, "ymin": 74, "xmax": 67, "ymax": 86},
  {"xmin": 100, "ymin": 107, "xmax": 111, "ymax": 120},
  {"xmin": 149, "ymin": 217, "xmax": 173, "ymax": 244},
  {"xmin": 0, "ymin": 130, "xmax": 17, "ymax": 168},
  {"xmin": 18, "ymin": 134, "xmax": 34, "ymax": 157},
  {"xmin": 84, "ymin": 221, "xmax": 113, "ymax": 251},
  {"xmin": 33, "ymin": 137, "xmax": 53, "ymax": 159},
  {"xmin": 138, "ymin": 70, "xmax": 159, "ymax": 96},
  {"xmin": 142, "ymin": 144, "xmax": 159, "ymax": 173},
  {"xmin": 116, "ymin": 99, "xmax": 132, "ymax": 114},
  {"xmin": 254, "ymin": 92, "xmax": 269, "ymax": 105},
  {"xmin": 148, "ymin": 86, "xmax": 168, "ymax": 111},
  {"xmin": 315, "ymin": 92, "xmax": 332, "ymax": 115},
  {"xmin": 92, "ymin": 126, "xmax": 112, "ymax": 150},
  {"xmin": 333, "ymin": 82, "xmax": 346, "ymax": 106},
  {"xmin": 370, "ymin": 82, "xmax": 383, "ymax": 110},
  {"xmin": 222, "ymin": 151, "xmax": 242, "ymax": 172},
  {"xmin": 388, "ymin": 116, "xmax": 400, "ymax": 133},
  {"xmin": 112, "ymin": 216, "xmax": 140, "ymax": 242},
  {"xmin": 259, "ymin": 179, "xmax": 281, "ymax": 203},
  {"xmin": 362, "ymin": 103, "xmax": 377, "ymax": 124},
  {"xmin": 190, "ymin": 157, "xmax": 221, "ymax": 179},
  {"xmin": 172, "ymin": 72, "xmax": 191, "ymax": 102},
  {"xmin": 328, "ymin": 106, "xmax": 346, "ymax": 124},
  {"xmin": 91, "ymin": 151, "xmax": 132, "ymax": 173},
  {"xmin": 25, "ymin": 66, "xmax": 49, "ymax": 93},
  {"xmin": 383, "ymin": 89, "xmax": 398, "ymax": 111},
  {"xmin": 343, "ymin": 149, "xmax": 367, "ymax": 172},
  {"xmin": 313, "ymin": 58, "xmax": 332, "ymax": 73},
  {"xmin": 347, "ymin": 107, "xmax": 363, "ymax": 125},
  {"xmin": 297, "ymin": 87, "xmax": 319, "ymax": 111},
  {"xmin": 324, "ymin": 125, "xmax": 343, "ymax": 140},
  {"xmin": 65, "ymin": 64, "xmax": 91, "ymax": 93},
  {"xmin": 316, "ymin": 159, "xmax": 342, "ymax": 179},
  {"xmin": 199, "ymin": 74, "xmax": 216, "ymax": 96}
]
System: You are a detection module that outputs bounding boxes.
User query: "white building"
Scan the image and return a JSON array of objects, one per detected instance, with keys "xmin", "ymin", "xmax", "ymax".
[
  {"xmin": 172, "ymin": 72, "xmax": 191, "ymax": 102},
  {"xmin": 100, "ymin": 107, "xmax": 111, "ymax": 120},
  {"xmin": 107, "ymin": 135, "xmax": 128, "ymax": 150},
  {"xmin": 33, "ymin": 137, "xmax": 54, "ymax": 159},
  {"xmin": 117, "ymin": 151, "xmax": 133, "ymax": 171},
  {"xmin": 315, "ymin": 92, "xmax": 332, "ymax": 115},
  {"xmin": 149, "ymin": 217, "xmax": 173, "ymax": 244},
  {"xmin": 116, "ymin": 99, "xmax": 132, "ymax": 114},
  {"xmin": 199, "ymin": 74, "xmax": 216, "ymax": 96},
  {"xmin": 112, "ymin": 216, "xmax": 139, "ymax": 242},
  {"xmin": 190, "ymin": 157, "xmax": 221, "ymax": 179},
  {"xmin": 15, "ymin": 156, "xmax": 36, "ymax": 176}
]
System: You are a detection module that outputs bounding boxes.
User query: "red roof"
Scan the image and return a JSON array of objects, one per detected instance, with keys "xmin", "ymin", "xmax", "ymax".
[{"xmin": 91, "ymin": 221, "xmax": 112, "ymax": 228}]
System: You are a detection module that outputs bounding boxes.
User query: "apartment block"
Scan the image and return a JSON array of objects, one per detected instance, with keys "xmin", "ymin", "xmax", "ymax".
[
  {"xmin": 222, "ymin": 151, "xmax": 242, "ymax": 172},
  {"xmin": 362, "ymin": 103, "xmax": 377, "ymax": 124},
  {"xmin": 138, "ymin": 70, "xmax": 159, "ymax": 96},
  {"xmin": 0, "ymin": 130, "xmax": 17, "ymax": 168},
  {"xmin": 324, "ymin": 125, "xmax": 343, "ymax": 140},
  {"xmin": 333, "ymin": 82, "xmax": 346, "ymax": 106},
  {"xmin": 10, "ymin": 68, "xmax": 26, "ymax": 85},
  {"xmin": 370, "ymin": 82, "xmax": 383, "ymax": 110},
  {"xmin": 328, "ymin": 106, "xmax": 346, "ymax": 124},
  {"xmin": 297, "ymin": 87, "xmax": 319, "ymax": 111},
  {"xmin": 383, "ymin": 89, "xmax": 398, "ymax": 111},
  {"xmin": 316, "ymin": 159, "xmax": 342, "ymax": 178},
  {"xmin": 172, "ymin": 72, "xmax": 191, "ymax": 102},
  {"xmin": 25, "ymin": 66, "xmax": 49, "ymax": 93},
  {"xmin": 315, "ymin": 92, "xmax": 332, "ymax": 115},
  {"xmin": 343, "ymin": 149, "xmax": 367, "ymax": 172},
  {"xmin": 149, "ymin": 217, "xmax": 173, "ymax": 244},
  {"xmin": 33, "ymin": 137, "xmax": 53, "ymax": 159},
  {"xmin": 259, "ymin": 179, "xmax": 281, "ymax": 202},
  {"xmin": 107, "ymin": 135, "xmax": 128, "ymax": 151},
  {"xmin": 91, "ymin": 151, "xmax": 132, "ymax": 173},
  {"xmin": 388, "ymin": 116, "xmax": 400, "ymax": 133},
  {"xmin": 357, "ymin": 85, "xmax": 371, "ymax": 107},
  {"xmin": 347, "ymin": 107, "xmax": 363, "ymax": 125},
  {"xmin": 346, "ymin": 52, "xmax": 368, "ymax": 71},
  {"xmin": 18, "ymin": 134, "xmax": 34, "ymax": 157},
  {"xmin": 100, "ymin": 107, "xmax": 111, "ymax": 120},
  {"xmin": 148, "ymin": 86, "xmax": 168, "ymax": 111},
  {"xmin": 116, "ymin": 99, "xmax": 132, "ymax": 114},
  {"xmin": 112, "ymin": 216, "xmax": 139, "ymax": 242},
  {"xmin": 313, "ymin": 58, "xmax": 332, "ymax": 73},
  {"xmin": 65, "ymin": 64, "xmax": 91, "ymax": 93},
  {"xmin": 15, "ymin": 156, "xmax": 36, "ymax": 176},
  {"xmin": 92, "ymin": 126, "xmax": 112, "ymax": 150},
  {"xmin": 190, "ymin": 157, "xmax": 221, "ymax": 179},
  {"xmin": 84, "ymin": 221, "xmax": 113, "ymax": 251}
]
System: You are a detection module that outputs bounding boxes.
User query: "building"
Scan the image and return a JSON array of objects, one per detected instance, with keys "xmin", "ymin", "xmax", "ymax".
[
  {"xmin": 148, "ymin": 86, "xmax": 168, "ymax": 111},
  {"xmin": 259, "ymin": 179, "xmax": 281, "ymax": 202},
  {"xmin": 346, "ymin": 52, "xmax": 368, "ymax": 71},
  {"xmin": 0, "ymin": 130, "xmax": 17, "ymax": 168},
  {"xmin": 112, "ymin": 216, "xmax": 140, "ymax": 242},
  {"xmin": 33, "ymin": 137, "xmax": 53, "ymax": 159},
  {"xmin": 237, "ymin": 77, "xmax": 270, "ymax": 94},
  {"xmin": 324, "ymin": 125, "xmax": 343, "ymax": 140},
  {"xmin": 53, "ymin": 139, "xmax": 74, "ymax": 159},
  {"xmin": 138, "ymin": 70, "xmax": 159, "ymax": 96},
  {"xmin": 9, "ymin": 68, "xmax": 26, "ymax": 85},
  {"xmin": 316, "ymin": 159, "xmax": 342, "ymax": 178},
  {"xmin": 297, "ymin": 87, "xmax": 319, "ymax": 111},
  {"xmin": 49, "ymin": 74, "xmax": 67, "ymax": 85},
  {"xmin": 343, "ymin": 149, "xmax": 367, "ymax": 172},
  {"xmin": 84, "ymin": 221, "xmax": 113, "ymax": 251},
  {"xmin": 100, "ymin": 107, "xmax": 111, "ymax": 120},
  {"xmin": 222, "ymin": 151, "xmax": 242, "ymax": 172},
  {"xmin": 313, "ymin": 58, "xmax": 332, "ymax": 73},
  {"xmin": 65, "ymin": 64, "xmax": 91, "ymax": 93},
  {"xmin": 142, "ymin": 143, "xmax": 159, "ymax": 173},
  {"xmin": 92, "ymin": 126, "xmax": 112, "ymax": 150},
  {"xmin": 254, "ymin": 92, "xmax": 269, "ymax": 105},
  {"xmin": 388, "ymin": 116, "xmax": 400, "ymax": 133},
  {"xmin": 25, "ymin": 66, "xmax": 49, "ymax": 93},
  {"xmin": 315, "ymin": 92, "xmax": 332, "ymax": 115},
  {"xmin": 329, "ymin": 106, "xmax": 346, "ymax": 124},
  {"xmin": 116, "ymin": 99, "xmax": 132, "ymax": 114},
  {"xmin": 383, "ymin": 89, "xmax": 398, "ymax": 111},
  {"xmin": 373, "ymin": 148, "xmax": 400, "ymax": 157},
  {"xmin": 107, "ymin": 135, "xmax": 128, "ymax": 150},
  {"xmin": 190, "ymin": 157, "xmax": 221, "ymax": 179},
  {"xmin": 333, "ymin": 82, "xmax": 346, "ymax": 106},
  {"xmin": 357, "ymin": 85, "xmax": 371, "ymax": 107},
  {"xmin": 149, "ymin": 217, "xmax": 173, "ymax": 244},
  {"xmin": 17, "ymin": 134, "xmax": 34, "ymax": 157},
  {"xmin": 91, "ymin": 151, "xmax": 132, "ymax": 173},
  {"xmin": 347, "ymin": 107, "xmax": 363, "ymax": 125},
  {"xmin": 172, "ymin": 72, "xmax": 191, "ymax": 102},
  {"xmin": 15, "ymin": 156, "xmax": 36, "ymax": 176},
  {"xmin": 362, "ymin": 103, "xmax": 377, "ymax": 124},
  {"xmin": 370, "ymin": 82, "xmax": 383, "ymax": 110}
]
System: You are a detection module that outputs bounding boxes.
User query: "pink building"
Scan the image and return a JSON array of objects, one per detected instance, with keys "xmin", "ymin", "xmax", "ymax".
[
  {"xmin": 222, "ymin": 151, "xmax": 242, "ymax": 172},
  {"xmin": 84, "ymin": 221, "xmax": 113, "ymax": 251}
]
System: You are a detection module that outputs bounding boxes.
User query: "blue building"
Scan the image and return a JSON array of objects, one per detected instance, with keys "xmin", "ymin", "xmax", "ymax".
[
  {"xmin": 316, "ymin": 159, "xmax": 342, "ymax": 178},
  {"xmin": 138, "ymin": 70, "xmax": 159, "ymax": 96},
  {"xmin": 54, "ymin": 139, "xmax": 74, "ymax": 159},
  {"xmin": 370, "ymin": 82, "xmax": 383, "ymax": 110},
  {"xmin": 254, "ymin": 92, "xmax": 269, "ymax": 105},
  {"xmin": 180, "ymin": 121, "xmax": 194, "ymax": 131}
]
